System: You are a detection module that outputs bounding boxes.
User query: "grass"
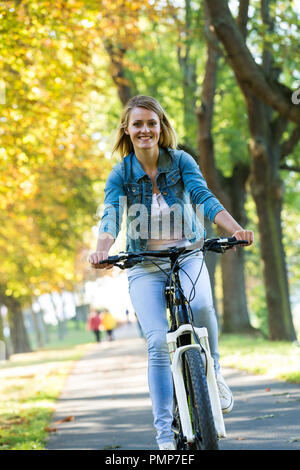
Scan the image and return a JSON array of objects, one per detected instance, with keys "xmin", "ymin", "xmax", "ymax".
[
  {"xmin": 0, "ymin": 335, "xmax": 95, "ymax": 450},
  {"xmin": 219, "ymin": 334, "xmax": 300, "ymax": 383},
  {"xmin": 0, "ymin": 327, "xmax": 299, "ymax": 450}
]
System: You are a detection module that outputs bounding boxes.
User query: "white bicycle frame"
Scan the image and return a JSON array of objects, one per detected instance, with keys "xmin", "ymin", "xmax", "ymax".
[{"xmin": 167, "ymin": 324, "xmax": 226, "ymax": 444}]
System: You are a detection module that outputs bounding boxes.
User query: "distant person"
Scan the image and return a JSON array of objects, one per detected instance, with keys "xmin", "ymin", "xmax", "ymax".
[
  {"xmin": 86, "ymin": 309, "xmax": 102, "ymax": 343},
  {"xmin": 125, "ymin": 308, "xmax": 131, "ymax": 323},
  {"xmin": 101, "ymin": 310, "xmax": 117, "ymax": 341}
]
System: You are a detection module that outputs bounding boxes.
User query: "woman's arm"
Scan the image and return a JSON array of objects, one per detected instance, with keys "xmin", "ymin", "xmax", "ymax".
[
  {"xmin": 89, "ymin": 232, "xmax": 115, "ymax": 269},
  {"xmin": 214, "ymin": 210, "xmax": 254, "ymax": 245}
]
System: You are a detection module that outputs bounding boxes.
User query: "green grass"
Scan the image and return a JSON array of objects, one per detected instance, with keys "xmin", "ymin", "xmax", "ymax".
[
  {"xmin": 219, "ymin": 334, "xmax": 300, "ymax": 383},
  {"xmin": 0, "ymin": 337, "xmax": 95, "ymax": 450}
]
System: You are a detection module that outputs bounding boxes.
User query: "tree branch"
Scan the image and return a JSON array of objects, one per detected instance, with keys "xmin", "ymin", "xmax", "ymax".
[
  {"xmin": 280, "ymin": 126, "xmax": 300, "ymax": 159},
  {"xmin": 279, "ymin": 164, "xmax": 300, "ymax": 173},
  {"xmin": 205, "ymin": 0, "xmax": 300, "ymax": 126},
  {"xmin": 237, "ymin": 0, "xmax": 249, "ymax": 39}
]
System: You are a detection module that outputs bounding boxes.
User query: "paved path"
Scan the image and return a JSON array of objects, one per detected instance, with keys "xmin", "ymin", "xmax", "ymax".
[{"xmin": 46, "ymin": 323, "xmax": 300, "ymax": 451}]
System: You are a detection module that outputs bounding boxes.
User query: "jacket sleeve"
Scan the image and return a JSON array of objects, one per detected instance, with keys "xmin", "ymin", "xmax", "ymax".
[
  {"xmin": 98, "ymin": 164, "xmax": 126, "ymax": 239},
  {"xmin": 178, "ymin": 151, "xmax": 225, "ymax": 222}
]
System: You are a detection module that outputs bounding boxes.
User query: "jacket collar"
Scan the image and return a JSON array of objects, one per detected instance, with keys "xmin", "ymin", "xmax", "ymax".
[{"xmin": 124, "ymin": 147, "xmax": 175, "ymax": 182}]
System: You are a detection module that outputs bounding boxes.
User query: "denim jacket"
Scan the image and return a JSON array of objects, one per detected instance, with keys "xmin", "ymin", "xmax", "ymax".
[{"xmin": 99, "ymin": 147, "xmax": 224, "ymax": 252}]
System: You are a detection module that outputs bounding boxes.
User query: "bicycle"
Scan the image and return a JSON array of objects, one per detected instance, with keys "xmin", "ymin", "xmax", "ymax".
[{"xmin": 95, "ymin": 236, "xmax": 248, "ymax": 450}]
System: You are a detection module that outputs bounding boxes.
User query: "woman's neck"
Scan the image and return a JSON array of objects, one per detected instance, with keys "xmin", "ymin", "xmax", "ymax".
[{"xmin": 134, "ymin": 146, "xmax": 159, "ymax": 172}]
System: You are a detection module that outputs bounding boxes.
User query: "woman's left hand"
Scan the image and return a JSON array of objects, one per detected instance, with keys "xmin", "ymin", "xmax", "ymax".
[{"xmin": 232, "ymin": 229, "xmax": 254, "ymax": 246}]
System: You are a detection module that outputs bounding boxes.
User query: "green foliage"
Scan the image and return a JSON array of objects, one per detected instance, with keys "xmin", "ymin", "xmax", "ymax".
[
  {"xmin": 220, "ymin": 334, "xmax": 300, "ymax": 383},
  {"xmin": 213, "ymin": 63, "xmax": 250, "ymax": 177}
]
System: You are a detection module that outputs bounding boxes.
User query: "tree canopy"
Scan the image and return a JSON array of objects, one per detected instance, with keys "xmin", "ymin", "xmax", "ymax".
[{"xmin": 0, "ymin": 0, "xmax": 299, "ymax": 349}]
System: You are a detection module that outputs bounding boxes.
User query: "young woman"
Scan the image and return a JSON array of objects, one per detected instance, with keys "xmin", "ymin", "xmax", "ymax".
[{"xmin": 89, "ymin": 95, "xmax": 253, "ymax": 450}]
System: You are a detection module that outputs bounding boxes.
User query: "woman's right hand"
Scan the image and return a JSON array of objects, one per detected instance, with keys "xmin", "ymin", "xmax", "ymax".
[{"xmin": 88, "ymin": 251, "xmax": 112, "ymax": 270}]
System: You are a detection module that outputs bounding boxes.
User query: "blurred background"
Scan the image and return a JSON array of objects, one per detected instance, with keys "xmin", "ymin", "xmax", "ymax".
[{"xmin": 0, "ymin": 0, "xmax": 299, "ymax": 358}]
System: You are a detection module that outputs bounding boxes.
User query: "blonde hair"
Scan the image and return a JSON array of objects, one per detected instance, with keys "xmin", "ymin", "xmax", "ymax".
[{"xmin": 112, "ymin": 95, "xmax": 177, "ymax": 158}]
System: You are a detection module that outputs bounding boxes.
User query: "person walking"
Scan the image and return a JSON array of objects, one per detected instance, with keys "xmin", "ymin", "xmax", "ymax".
[
  {"xmin": 101, "ymin": 310, "xmax": 117, "ymax": 341},
  {"xmin": 89, "ymin": 95, "xmax": 253, "ymax": 450},
  {"xmin": 86, "ymin": 309, "xmax": 102, "ymax": 343}
]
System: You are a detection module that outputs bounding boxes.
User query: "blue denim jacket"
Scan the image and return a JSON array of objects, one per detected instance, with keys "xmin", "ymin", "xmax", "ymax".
[{"xmin": 99, "ymin": 147, "xmax": 224, "ymax": 252}]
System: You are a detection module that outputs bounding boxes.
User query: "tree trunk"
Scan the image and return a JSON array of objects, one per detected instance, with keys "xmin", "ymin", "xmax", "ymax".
[
  {"xmin": 0, "ymin": 308, "xmax": 9, "ymax": 360},
  {"xmin": 104, "ymin": 42, "xmax": 136, "ymax": 106},
  {"xmin": 247, "ymin": 97, "xmax": 296, "ymax": 340},
  {"xmin": 196, "ymin": 21, "xmax": 254, "ymax": 333},
  {"xmin": 30, "ymin": 306, "xmax": 44, "ymax": 349},
  {"xmin": 177, "ymin": 0, "xmax": 198, "ymax": 149},
  {"xmin": 50, "ymin": 293, "xmax": 66, "ymax": 341},
  {"xmin": 6, "ymin": 298, "xmax": 31, "ymax": 354},
  {"xmin": 205, "ymin": 0, "xmax": 297, "ymax": 340},
  {"xmin": 217, "ymin": 163, "xmax": 256, "ymax": 333}
]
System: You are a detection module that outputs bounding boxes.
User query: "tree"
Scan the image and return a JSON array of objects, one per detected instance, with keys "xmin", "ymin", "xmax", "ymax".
[
  {"xmin": 205, "ymin": 0, "xmax": 298, "ymax": 340},
  {"xmin": 0, "ymin": 0, "xmax": 111, "ymax": 352},
  {"xmin": 205, "ymin": 0, "xmax": 300, "ymax": 126},
  {"xmin": 196, "ymin": 3, "xmax": 255, "ymax": 333}
]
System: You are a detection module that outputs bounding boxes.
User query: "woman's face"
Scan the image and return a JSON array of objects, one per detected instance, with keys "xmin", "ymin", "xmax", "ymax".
[{"xmin": 125, "ymin": 106, "xmax": 161, "ymax": 152}]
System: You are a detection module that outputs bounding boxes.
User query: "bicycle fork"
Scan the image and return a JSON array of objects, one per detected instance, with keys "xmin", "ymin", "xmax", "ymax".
[{"xmin": 167, "ymin": 324, "xmax": 226, "ymax": 444}]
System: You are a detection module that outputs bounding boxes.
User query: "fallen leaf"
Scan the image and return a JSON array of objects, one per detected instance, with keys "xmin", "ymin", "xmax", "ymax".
[
  {"xmin": 252, "ymin": 414, "xmax": 274, "ymax": 420},
  {"xmin": 54, "ymin": 415, "xmax": 74, "ymax": 425},
  {"xmin": 45, "ymin": 426, "xmax": 58, "ymax": 433}
]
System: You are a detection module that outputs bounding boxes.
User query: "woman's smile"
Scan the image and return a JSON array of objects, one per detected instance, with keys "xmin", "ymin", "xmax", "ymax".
[{"xmin": 125, "ymin": 107, "xmax": 161, "ymax": 151}]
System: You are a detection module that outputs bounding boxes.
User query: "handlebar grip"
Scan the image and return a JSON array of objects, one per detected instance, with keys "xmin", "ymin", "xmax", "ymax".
[
  {"xmin": 96, "ymin": 255, "xmax": 120, "ymax": 264},
  {"xmin": 220, "ymin": 237, "xmax": 248, "ymax": 244}
]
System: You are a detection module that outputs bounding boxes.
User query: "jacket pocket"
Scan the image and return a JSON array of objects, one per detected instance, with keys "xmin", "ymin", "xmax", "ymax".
[
  {"xmin": 166, "ymin": 169, "xmax": 181, "ymax": 186},
  {"xmin": 124, "ymin": 183, "xmax": 142, "ymax": 204}
]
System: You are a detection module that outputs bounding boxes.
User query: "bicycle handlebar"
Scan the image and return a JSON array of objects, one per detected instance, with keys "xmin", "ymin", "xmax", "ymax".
[{"xmin": 92, "ymin": 237, "xmax": 249, "ymax": 270}]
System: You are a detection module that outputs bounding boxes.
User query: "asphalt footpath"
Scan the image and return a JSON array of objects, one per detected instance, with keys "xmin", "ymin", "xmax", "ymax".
[{"xmin": 46, "ymin": 322, "xmax": 300, "ymax": 451}]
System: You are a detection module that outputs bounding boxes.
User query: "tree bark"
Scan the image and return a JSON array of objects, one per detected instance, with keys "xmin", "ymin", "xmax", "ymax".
[
  {"xmin": 247, "ymin": 95, "xmax": 296, "ymax": 340},
  {"xmin": 30, "ymin": 306, "xmax": 44, "ymax": 349},
  {"xmin": 104, "ymin": 41, "xmax": 135, "ymax": 106},
  {"xmin": 218, "ymin": 164, "xmax": 255, "ymax": 333},
  {"xmin": 0, "ymin": 308, "xmax": 9, "ymax": 360},
  {"xmin": 6, "ymin": 298, "xmax": 31, "ymax": 354}
]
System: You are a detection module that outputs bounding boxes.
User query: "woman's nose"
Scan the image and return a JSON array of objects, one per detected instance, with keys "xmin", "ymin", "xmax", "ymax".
[{"xmin": 141, "ymin": 124, "xmax": 150, "ymax": 133}]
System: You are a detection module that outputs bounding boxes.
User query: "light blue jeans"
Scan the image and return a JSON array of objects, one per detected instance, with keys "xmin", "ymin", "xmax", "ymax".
[{"xmin": 127, "ymin": 252, "xmax": 220, "ymax": 445}]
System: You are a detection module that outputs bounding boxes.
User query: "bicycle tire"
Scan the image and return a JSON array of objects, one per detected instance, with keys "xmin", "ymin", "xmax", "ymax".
[{"xmin": 183, "ymin": 348, "xmax": 219, "ymax": 450}]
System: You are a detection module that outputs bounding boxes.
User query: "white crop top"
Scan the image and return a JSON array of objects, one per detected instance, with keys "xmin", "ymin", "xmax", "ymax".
[{"xmin": 146, "ymin": 193, "xmax": 190, "ymax": 250}]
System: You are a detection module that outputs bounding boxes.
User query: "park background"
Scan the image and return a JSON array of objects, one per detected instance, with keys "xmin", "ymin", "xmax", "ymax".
[{"xmin": 0, "ymin": 0, "xmax": 299, "ymax": 450}]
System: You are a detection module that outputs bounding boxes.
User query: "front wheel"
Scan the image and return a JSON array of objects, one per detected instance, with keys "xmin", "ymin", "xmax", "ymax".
[{"xmin": 182, "ymin": 348, "xmax": 219, "ymax": 450}]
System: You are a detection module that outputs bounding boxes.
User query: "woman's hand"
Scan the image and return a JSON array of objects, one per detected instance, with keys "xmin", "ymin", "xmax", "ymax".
[
  {"xmin": 88, "ymin": 251, "xmax": 113, "ymax": 270},
  {"xmin": 232, "ymin": 229, "xmax": 254, "ymax": 246},
  {"xmin": 89, "ymin": 233, "xmax": 115, "ymax": 269}
]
